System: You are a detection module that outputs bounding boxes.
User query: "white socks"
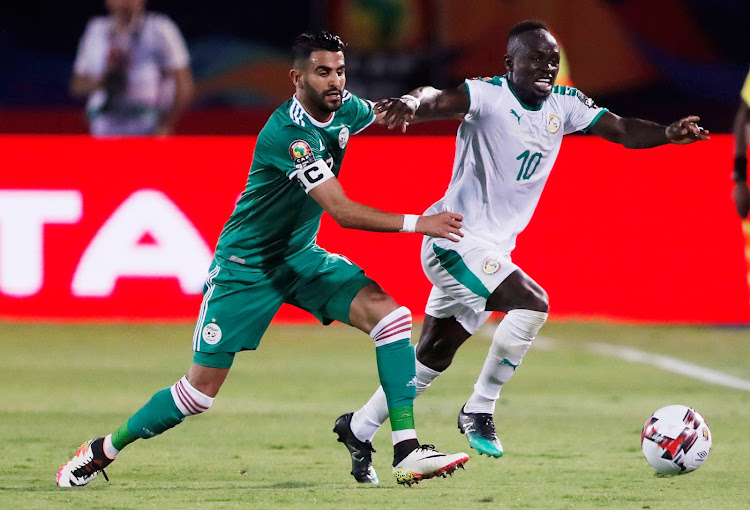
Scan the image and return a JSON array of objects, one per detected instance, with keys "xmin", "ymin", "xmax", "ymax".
[
  {"xmin": 350, "ymin": 309, "xmax": 547, "ymax": 441},
  {"xmin": 370, "ymin": 306, "xmax": 413, "ymax": 346},
  {"xmin": 170, "ymin": 376, "xmax": 215, "ymax": 417},
  {"xmin": 351, "ymin": 359, "xmax": 441, "ymax": 443},
  {"xmin": 103, "ymin": 434, "xmax": 119, "ymax": 459},
  {"xmin": 464, "ymin": 309, "xmax": 547, "ymax": 414}
]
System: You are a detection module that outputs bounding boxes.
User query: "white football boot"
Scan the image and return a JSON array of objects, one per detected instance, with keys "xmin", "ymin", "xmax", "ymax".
[
  {"xmin": 56, "ymin": 437, "xmax": 113, "ymax": 487},
  {"xmin": 392, "ymin": 444, "xmax": 469, "ymax": 486}
]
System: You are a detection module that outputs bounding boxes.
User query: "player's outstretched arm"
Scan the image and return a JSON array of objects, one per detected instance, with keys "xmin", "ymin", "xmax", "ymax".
[
  {"xmin": 732, "ymin": 102, "xmax": 750, "ymax": 219},
  {"xmin": 308, "ymin": 177, "xmax": 463, "ymax": 241},
  {"xmin": 588, "ymin": 112, "xmax": 709, "ymax": 149},
  {"xmin": 373, "ymin": 85, "xmax": 470, "ymax": 133}
]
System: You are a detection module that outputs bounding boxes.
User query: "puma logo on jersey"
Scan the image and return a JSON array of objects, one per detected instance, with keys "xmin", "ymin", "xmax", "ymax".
[{"xmin": 510, "ymin": 109, "xmax": 523, "ymax": 124}]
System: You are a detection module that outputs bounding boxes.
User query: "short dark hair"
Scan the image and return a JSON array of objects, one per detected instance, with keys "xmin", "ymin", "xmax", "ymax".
[
  {"xmin": 507, "ymin": 20, "xmax": 550, "ymax": 55},
  {"xmin": 292, "ymin": 31, "xmax": 347, "ymax": 66},
  {"xmin": 508, "ymin": 20, "xmax": 549, "ymax": 40}
]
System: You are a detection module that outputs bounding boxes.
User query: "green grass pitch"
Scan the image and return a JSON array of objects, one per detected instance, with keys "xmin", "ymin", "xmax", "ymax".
[{"xmin": 1, "ymin": 321, "xmax": 749, "ymax": 509}]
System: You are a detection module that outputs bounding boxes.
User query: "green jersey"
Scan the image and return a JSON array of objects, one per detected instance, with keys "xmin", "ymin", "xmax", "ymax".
[{"xmin": 214, "ymin": 91, "xmax": 375, "ymax": 268}]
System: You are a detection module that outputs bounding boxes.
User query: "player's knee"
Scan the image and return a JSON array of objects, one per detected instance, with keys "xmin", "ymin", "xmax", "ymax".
[
  {"xmin": 350, "ymin": 283, "xmax": 403, "ymax": 333},
  {"xmin": 170, "ymin": 376, "xmax": 215, "ymax": 417},
  {"xmin": 416, "ymin": 335, "xmax": 458, "ymax": 370},
  {"xmin": 369, "ymin": 306, "xmax": 413, "ymax": 344},
  {"xmin": 503, "ymin": 309, "xmax": 548, "ymax": 342},
  {"xmin": 518, "ymin": 281, "xmax": 549, "ymax": 313},
  {"xmin": 534, "ymin": 286, "xmax": 550, "ymax": 313}
]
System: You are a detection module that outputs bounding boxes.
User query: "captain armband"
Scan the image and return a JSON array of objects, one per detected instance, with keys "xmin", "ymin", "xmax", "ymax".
[
  {"xmin": 734, "ymin": 155, "xmax": 748, "ymax": 182},
  {"xmin": 290, "ymin": 159, "xmax": 335, "ymax": 193}
]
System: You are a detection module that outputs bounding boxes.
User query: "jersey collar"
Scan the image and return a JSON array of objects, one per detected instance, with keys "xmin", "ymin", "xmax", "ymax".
[
  {"xmin": 292, "ymin": 95, "xmax": 335, "ymax": 127},
  {"xmin": 505, "ymin": 75, "xmax": 544, "ymax": 112}
]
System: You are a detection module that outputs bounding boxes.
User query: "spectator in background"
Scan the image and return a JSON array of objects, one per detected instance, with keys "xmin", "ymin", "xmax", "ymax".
[
  {"xmin": 70, "ymin": 0, "xmax": 194, "ymax": 136},
  {"xmin": 733, "ymin": 68, "xmax": 750, "ymax": 219}
]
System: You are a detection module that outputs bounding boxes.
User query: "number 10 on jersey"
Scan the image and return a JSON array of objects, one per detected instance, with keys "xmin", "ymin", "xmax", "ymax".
[{"xmin": 516, "ymin": 150, "xmax": 542, "ymax": 181}]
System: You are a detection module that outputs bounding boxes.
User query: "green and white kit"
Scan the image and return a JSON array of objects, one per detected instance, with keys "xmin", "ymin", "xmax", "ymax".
[{"xmin": 193, "ymin": 91, "xmax": 377, "ymax": 368}]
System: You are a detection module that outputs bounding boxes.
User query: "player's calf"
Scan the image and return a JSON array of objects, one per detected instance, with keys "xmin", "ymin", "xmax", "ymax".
[{"xmin": 56, "ymin": 376, "xmax": 215, "ymax": 487}]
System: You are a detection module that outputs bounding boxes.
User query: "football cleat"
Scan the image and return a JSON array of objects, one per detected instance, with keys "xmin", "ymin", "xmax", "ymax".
[
  {"xmin": 56, "ymin": 437, "xmax": 114, "ymax": 487},
  {"xmin": 333, "ymin": 413, "xmax": 379, "ymax": 484},
  {"xmin": 392, "ymin": 444, "xmax": 468, "ymax": 486},
  {"xmin": 457, "ymin": 405, "xmax": 504, "ymax": 458}
]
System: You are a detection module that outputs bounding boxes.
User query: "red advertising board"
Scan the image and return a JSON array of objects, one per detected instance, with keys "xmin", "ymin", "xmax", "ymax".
[{"xmin": 0, "ymin": 135, "xmax": 748, "ymax": 323}]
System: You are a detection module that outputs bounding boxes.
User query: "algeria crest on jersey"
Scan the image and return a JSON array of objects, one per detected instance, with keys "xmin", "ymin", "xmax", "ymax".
[
  {"xmin": 338, "ymin": 127, "xmax": 350, "ymax": 148},
  {"xmin": 202, "ymin": 322, "xmax": 222, "ymax": 345},
  {"xmin": 547, "ymin": 114, "xmax": 562, "ymax": 135}
]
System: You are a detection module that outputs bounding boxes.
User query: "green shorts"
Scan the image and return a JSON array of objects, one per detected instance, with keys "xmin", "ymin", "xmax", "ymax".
[{"xmin": 192, "ymin": 246, "xmax": 374, "ymax": 368}]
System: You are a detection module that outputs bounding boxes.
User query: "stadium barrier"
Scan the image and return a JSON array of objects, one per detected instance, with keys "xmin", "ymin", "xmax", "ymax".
[{"xmin": 0, "ymin": 135, "xmax": 748, "ymax": 324}]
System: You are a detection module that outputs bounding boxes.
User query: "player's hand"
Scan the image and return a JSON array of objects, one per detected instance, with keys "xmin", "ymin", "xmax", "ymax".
[
  {"xmin": 665, "ymin": 116, "xmax": 710, "ymax": 144},
  {"xmin": 416, "ymin": 212, "xmax": 464, "ymax": 242},
  {"xmin": 734, "ymin": 181, "xmax": 750, "ymax": 219},
  {"xmin": 374, "ymin": 96, "xmax": 418, "ymax": 133}
]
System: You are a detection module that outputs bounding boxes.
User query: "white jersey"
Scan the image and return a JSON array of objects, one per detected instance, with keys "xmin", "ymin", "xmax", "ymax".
[
  {"xmin": 425, "ymin": 75, "xmax": 607, "ymax": 256},
  {"xmin": 73, "ymin": 12, "xmax": 190, "ymax": 135}
]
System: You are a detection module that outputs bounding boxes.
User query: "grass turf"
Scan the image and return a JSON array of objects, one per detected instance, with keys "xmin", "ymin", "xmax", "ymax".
[{"xmin": 1, "ymin": 321, "xmax": 749, "ymax": 509}]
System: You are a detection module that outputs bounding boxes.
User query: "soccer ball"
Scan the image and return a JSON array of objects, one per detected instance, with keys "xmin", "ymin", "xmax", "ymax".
[{"xmin": 641, "ymin": 405, "xmax": 711, "ymax": 475}]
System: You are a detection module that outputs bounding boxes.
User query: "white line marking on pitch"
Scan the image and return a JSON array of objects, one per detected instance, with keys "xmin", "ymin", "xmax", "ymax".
[
  {"xmin": 586, "ymin": 342, "xmax": 750, "ymax": 392},
  {"xmin": 480, "ymin": 329, "xmax": 750, "ymax": 392}
]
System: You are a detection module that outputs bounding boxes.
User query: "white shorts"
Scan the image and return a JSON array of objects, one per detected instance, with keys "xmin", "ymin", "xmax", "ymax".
[{"xmin": 421, "ymin": 236, "xmax": 518, "ymax": 334}]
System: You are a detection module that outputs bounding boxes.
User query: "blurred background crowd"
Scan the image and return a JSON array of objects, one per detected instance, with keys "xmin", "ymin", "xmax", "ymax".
[{"xmin": 1, "ymin": 0, "xmax": 749, "ymax": 135}]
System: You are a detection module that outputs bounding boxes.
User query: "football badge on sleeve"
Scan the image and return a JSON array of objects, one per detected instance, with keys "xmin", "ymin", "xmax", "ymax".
[{"xmin": 289, "ymin": 139, "xmax": 315, "ymax": 168}]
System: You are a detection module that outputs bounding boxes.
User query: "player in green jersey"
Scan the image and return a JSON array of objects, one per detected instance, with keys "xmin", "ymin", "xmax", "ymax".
[{"xmin": 56, "ymin": 31, "xmax": 468, "ymax": 488}]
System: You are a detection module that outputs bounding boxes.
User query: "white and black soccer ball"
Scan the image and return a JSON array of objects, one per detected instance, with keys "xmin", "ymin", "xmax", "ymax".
[{"xmin": 641, "ymin": 405, "xmax": 712, "ymax": 475}]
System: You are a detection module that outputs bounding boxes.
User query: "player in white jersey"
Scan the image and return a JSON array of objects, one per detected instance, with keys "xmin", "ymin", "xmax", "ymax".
[{"xmin": 334, "ymin": 20, "xmax": 709, "ymax": 481}]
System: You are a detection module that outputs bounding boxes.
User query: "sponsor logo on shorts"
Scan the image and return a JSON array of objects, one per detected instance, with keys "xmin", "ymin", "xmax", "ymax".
[
  {"xmin": 547, "ymin": 114, "xmax": 561, "ymax": 134},
  {"xmin": 406, "ymin": 376, "xmax": 418, "ymax": 387},
  {"xmin": 482, "ymin": 259, "xmax": 501, "ymax": 275},
  {"xmin": 202, "ymin": 322, "xmax": 222, "ymax": 345},
  {"xmin": 289, "ymin": 139, "xmax": 315, "ymax": 168},
  {"xmin": 338, "ymin": 127, "xmax": 350, "ymax": 148}
]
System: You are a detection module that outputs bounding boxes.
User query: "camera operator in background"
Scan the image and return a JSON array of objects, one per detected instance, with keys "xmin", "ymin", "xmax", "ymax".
[{"xmin": 70, "ymin": 0, "xmax": 194, "ymax": 136}]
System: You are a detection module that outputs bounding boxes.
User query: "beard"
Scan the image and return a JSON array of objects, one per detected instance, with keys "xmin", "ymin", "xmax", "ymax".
[{"xmin": 304, "ymin": 81, "xmax": 343, "ymax": 113}]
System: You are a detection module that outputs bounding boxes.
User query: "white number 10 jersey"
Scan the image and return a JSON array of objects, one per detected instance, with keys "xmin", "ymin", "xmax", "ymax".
[{"xmin": 425, "ymin": 75, "xmax": 607, "ymax": 256}]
